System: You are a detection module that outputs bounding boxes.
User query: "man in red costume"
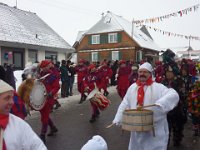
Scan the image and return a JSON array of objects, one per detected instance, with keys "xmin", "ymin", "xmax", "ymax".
[
  {"xmin": 98, "ymin": 61, "xmax": 113, "ymax": 96},
  {"xmin": 116, "ymin": 60, "xmax": 132, "ymax": 99},
  {"xmin": 83, "ymin": 64, "xmax": 101, "ymax": 123},
  {"xmin": 75, "ymin": 59, "xmax": 88, "ymax": 103},
  {"xmin": 39, "ymin": 60, "xmax": 60, "ymax": 143},
  {"xmin": 154, "ymin": 61, "xmax": 165, "ymax": 83}
]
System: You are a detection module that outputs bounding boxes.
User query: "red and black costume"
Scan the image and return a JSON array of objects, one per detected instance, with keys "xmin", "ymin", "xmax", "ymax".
[
  {"xmin": 39, "ymin": 60, "xmax": 60, "ymax": 143},
  {"xmin": 75, "ymin": 59, "xmax": 88, "ymax": 103},
  {"xmin": 116, "ymin": 60, "xmax": 131, "ymax": 99},
  {"xmin": 83, "ymin": 64, "xmax": 101, "ymax": 123},
  {"xmin": 98, "ymin": 62, "xmax": 113, "ymax": 96}
]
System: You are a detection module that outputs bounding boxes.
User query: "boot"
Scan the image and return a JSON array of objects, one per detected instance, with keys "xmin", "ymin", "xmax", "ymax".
[
  {"xmin": 89, "ymin": 115, "xmax": 96, "ymax": 123},
  {"xmin": 194, "ymin": 129, "xmax": 199, "ymax": 136},
  {"xmin": 82, "ymin": 94, "xmax": 87, "ymax": 101},
  {"xmin": 96, "ymin": 110, "xmax": 100, "ymax": 118},
  {"xmin": 47, "ymin": 126, "xmax": 58, "ymax": 136},
  {"xmin": 54, "ymin": 103, "xmax": 61, "ymax": 110},
  {"xmin": 79, "ymin": 94, "xmax": 87, "ymax": 104},
  {"xmin": 40, "ymin": 134, "xmax": 46, "ymax": 144},
  {"xmin": 79, "ymin": 97, "xmax": 84, "ymax": 104}
]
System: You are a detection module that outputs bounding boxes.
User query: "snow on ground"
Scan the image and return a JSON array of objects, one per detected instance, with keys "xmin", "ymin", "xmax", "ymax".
[
  {"xmin": 14, "ymin": 70, "xmax": 23, "ymax": 91},
  {"xmin": 14, "ymin": 70, "xmax": 77, "ymax": 93}
]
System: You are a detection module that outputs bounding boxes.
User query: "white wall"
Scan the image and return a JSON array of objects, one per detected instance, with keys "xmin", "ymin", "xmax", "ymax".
[
  {"xmin": 24, "ymin": 48, "xmax": 28, "ymax": 64},
  {"xmin": 38, "ymin": 50, "xmax": 45, "ymax": 62},
  {"xmin": 57, "ymin": 52, "xmax": 66, "ymax": 62}
]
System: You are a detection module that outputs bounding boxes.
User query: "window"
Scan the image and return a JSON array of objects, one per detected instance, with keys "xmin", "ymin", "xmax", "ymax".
[
  {"xmin": 108, "ymin": 33, "xmax": 118, "ymax": 43},
  {"xmin": 136, "ymin": 51, "xmax": 142, "ymax": 62},
  {"xmin": 112, "ymin": 51, "xmax": 119, "ymax": 61},
  {"xmin": 91, "ymin": 52, "xmax": 98, "ymax": 62},
  {"xmin": 91, "ymin": 35, "xmax": 100, "ymax": 44},
  {"xmin": 45, "ymin": 51, "xmax": 57, "ymax": 64},
  {"xmin": 28, "ymin": 50, "xmax": 38, "ymax": 63}
]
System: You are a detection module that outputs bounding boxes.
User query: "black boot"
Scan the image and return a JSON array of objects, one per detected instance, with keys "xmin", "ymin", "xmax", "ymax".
[
  {"xmin": 79, "ymin": 97, "xmax": 84, "ymax": 104},
  {"xmin": 40, "ymin": 134, "xmax": 46, "ymax": 144},
  {"xmin": 89, "ymin": 115, "xmax": 96, "ymax": 123},
  {"xmin": 96, "ymin": 110, "xmax": 100, "ymax": 118},
  {"xmin": 194, "ymin": 129, "xmax": 199, "ymax": 136},
  {"xmin": 79, "ymin": 94, "xmax": 87, "ymax": 104},
  {"xmin": 54, "ymin": 103, "xmax": 61, "ymax": 110},
  {"xmin": 47, "ymin": 126, "xmax": 58, "ymax": 136}
]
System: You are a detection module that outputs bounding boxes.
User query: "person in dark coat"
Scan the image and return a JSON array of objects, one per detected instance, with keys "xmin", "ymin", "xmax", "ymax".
[
  {"xmin": 0, "ymin": 65, "xmax": 6, "ymax": 81},
  {"xmin": 4, "ymin": 64, "xmax": 16, "ymax": 90},
  {"xmin": 59, "ymin": 60, "xmax": 69, "ymax": 98},
  {"xmin": 110, "ymin": 60, "xmax": 119, "ymax": 86}
]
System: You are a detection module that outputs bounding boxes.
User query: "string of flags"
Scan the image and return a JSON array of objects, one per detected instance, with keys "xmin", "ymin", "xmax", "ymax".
[
  {"xmin": 137, "ymin": 25, "xmax": 200, "ymax": 41},
  {"xmin": 134, "ymin": 4, "xmax": 199, "ymax": 25}
]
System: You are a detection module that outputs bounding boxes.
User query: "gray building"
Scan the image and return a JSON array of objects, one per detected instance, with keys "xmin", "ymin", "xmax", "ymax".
[{"xmin": 0, "ymin": 3, "xmax": 74, "ymax": 69}]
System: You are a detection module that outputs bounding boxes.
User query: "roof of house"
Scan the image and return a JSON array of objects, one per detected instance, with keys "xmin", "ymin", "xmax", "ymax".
[
  {"xmin": 75, "ymin": 11, "xmax": 160, "ymax": 51},
  {"xmin": 0, "ymin": 3, "xmax": 74, "ymax": 52},
  {"xmin": 160, "ymin": 46, "xmax": 195, "ymax": 53}
]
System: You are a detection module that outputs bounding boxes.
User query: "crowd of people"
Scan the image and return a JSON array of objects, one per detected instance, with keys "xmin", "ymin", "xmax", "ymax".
[{"xmin": 0, "ymin": 49, "xmax": 200, "ymax": 149}]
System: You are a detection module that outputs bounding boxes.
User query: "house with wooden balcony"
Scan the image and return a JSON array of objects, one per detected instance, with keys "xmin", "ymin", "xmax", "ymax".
[{"xmin": 73, "ymin": 11, "xmax": 160, "ymax": 64}]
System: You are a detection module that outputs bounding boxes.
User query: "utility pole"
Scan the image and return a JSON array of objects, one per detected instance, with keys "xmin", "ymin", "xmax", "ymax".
[
  {"xmin": 15, "ymin": 0, "xmax": 17, "ymax": 8},
  {"xmin": 188, "ymin": 35, "xmax": 191, "ymax": 59},
  {"xmin": 131, "ymin": 18, "xmax": 134, "ymax": 37}
]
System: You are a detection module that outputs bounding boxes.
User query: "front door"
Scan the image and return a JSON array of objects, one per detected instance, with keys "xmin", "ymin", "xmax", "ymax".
[{"xmin": 13, "ymin": 51, "xmax": 23, "ymax": 69}]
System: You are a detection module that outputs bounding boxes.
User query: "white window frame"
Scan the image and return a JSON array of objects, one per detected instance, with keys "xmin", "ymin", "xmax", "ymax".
[
  {"xmin": 91, "ymin": 52, "xmax": 98, "ymax": 62},
  {"xmin": 112, "ymin": 51, "xmax": 119, "ymax": 61},
  {"xmin": 91, "ymin": 35, "xmax": 100, "ymax": 44},
  {"xmin": 108, "ymin": 33, "xmax": 118, "ymax": 43}
]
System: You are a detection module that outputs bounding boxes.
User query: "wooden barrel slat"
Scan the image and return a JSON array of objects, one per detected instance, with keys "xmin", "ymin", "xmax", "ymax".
[{"xmin": 122, "ymin": 109, "xmax": 153, "ymax": 132}]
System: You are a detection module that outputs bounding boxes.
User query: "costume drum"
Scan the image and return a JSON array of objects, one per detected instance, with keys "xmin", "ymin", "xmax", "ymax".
[
  {"xmin": 122, "ymin": 109, "xmax": 154, "ymax": 132},
  {"xmin": 87, "ymin": 89, "xmax": 110, "ymax": 111},
  {"xmin": 29, "ymin": 80, "xmax": 47, "ymax": 111}
]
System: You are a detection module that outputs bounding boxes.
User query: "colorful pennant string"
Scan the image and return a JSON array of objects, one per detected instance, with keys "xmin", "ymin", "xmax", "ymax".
[
  {"xmin": 134, "ymin": 4, "xmax": 199, "ymax": 25},
  {"xmin": 137, "ymin": 25, "xmax": 200, "ymax": 41}
]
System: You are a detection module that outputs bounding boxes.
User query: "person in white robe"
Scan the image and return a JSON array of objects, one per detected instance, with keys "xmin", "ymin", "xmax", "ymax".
[
  {"xmin": 113, "ymin": 62, "xmax": 179, "ymax": 150},
  {"xmin": 0, "ymin": 79, "xmax": 47, "ymax": 150}
]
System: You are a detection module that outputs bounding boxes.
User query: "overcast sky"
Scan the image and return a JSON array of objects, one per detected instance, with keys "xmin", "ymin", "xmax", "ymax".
[{"xmin": 1, "ymin": 0, "xmax": 200, "ymax": 51}]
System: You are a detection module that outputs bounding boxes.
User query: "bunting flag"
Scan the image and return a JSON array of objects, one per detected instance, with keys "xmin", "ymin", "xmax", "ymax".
[
  {"xmin": 137, "ymin": 25, "xmax": 200, "ymax": 41},
  {"xmin": 134, "ymin": 4, "xmax": 199, "ymax": 25}
]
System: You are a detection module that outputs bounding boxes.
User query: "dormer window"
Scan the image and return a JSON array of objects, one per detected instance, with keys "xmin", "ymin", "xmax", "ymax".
[
  {"xmin": 108, "ymin": 33, "xmax": 118, "ymax": 43},
  {"xmin": 91, "ymin": 35, "xmax": 100, "ymax": 44}
]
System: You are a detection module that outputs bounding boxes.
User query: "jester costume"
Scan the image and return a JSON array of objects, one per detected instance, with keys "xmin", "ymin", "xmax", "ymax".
[
  {"xmin": 188, "ymin": 81, "xmax": 200, "ymax": 136},
  {"xmin": 39, "ymin": 61, "xmax": 60, "ymax": 143},
  {"xmin": 161, "ymin": 49, "xmax": 186, "ymax": 147}
]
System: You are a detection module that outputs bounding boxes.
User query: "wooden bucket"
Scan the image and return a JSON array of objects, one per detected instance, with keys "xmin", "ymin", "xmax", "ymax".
[{"xmin": 122, "ymin": 109, "xmax": 153, "ymax": 132}]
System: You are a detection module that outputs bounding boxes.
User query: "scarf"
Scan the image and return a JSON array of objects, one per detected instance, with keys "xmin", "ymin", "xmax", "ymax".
[
  {"xmin": 0, "ymin": 114, "xmax": 9, "ymax": 150},
  {"xmin": 136, "ymin": 77, "xmax": 153, "ymax": 106}
]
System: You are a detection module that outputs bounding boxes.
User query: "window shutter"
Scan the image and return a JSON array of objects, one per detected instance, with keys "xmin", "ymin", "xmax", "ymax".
[
  {"xmin": 88, "ymin": 35, "xmax": 92, "ymax": 44},
  {"xmin": 100, "ymin": 34, "xmax": 108, "ymax": 44},
  {"xmin": 119, "ymin": 51, "xmax": 122, "ymax": 60},
  {"xmin": 109, "ymin": 51, "xmax": 112, "ymax": 61},
  {"xmin": 97, "ymin": 52, "xmax": 100, "ymax": 62},
  {"xmin": 117, "ymin": 33, "xmax": 122, "ymax": 43}
]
